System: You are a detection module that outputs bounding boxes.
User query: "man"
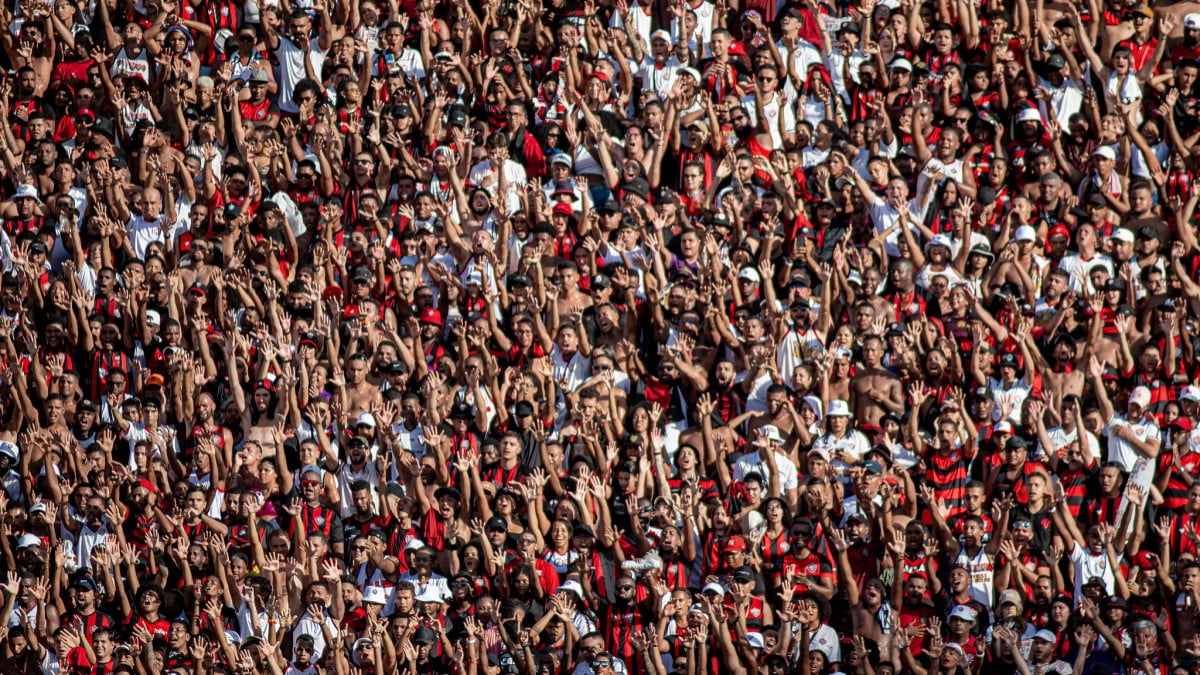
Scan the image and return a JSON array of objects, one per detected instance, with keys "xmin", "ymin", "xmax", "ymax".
[
  {"xmin": 731, "ymin": 425, "xmax": 799, "ymax": 507},
  {"xmin": 1092, "ymin": 361, "xmax": 1160, "ymax": 508},
  {"xmin": 811, "ymin": 400, "xmax": 871, "ymax": 477},
  {"xmin": 850, "ymin": 335, "xmax": 904, "ymax": 430}
]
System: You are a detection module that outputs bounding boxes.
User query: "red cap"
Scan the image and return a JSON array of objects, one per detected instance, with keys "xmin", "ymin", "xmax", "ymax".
[
  {"xmin": 1170, "ymin": 418, "xmax": 1194, "ymax": 432},
  {"xmin": 137, "ymin": 478, "xmax": 156, "ymax": 494},
  {"xmin": 322, "ymin": 286, "xmax": 344, "ymax": 300},
  {"xmin": 723, "ymin": 535, "xmax": 747, "ymax": 553},
  {"xmin": 342, "ymin": 305, "xmax": 360, "ymax": 319},
  {"xmin": 552, "ymin": 202, "xmax": 575, "ymax": 217},
  {"xmin": 1133, "ymin": 550, "xmax": 1156, "ymax": 570},
  {"xmin": 420, "ymin": 307, "xmax": 443, "ymax": 326}
]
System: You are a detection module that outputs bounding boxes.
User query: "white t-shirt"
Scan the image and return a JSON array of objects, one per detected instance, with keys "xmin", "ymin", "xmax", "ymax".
[
  {"xmin": 812, "ymin": 430, "xmax": 871, "ymax": 473},
  {"xmin": 467, "ymin": 159, "xmax": 527, "ymax": 215},
  {"xmin": 732, "ymin": 449, "xmax": 799, "ymax": 491},
  {"xmin": 740, "ymin": 90, "xmax": 795, "ymax": 149},
  {"xmin": 126, "ymin": 214, "xmax": 176, "ymax": 260},
  {"xmin": 276, "ymin": 37, "xmax": 327, "ymax": 114},
  {"xmin": 1068, "ymin": 543, "xmax": 1117, "ymax": 600}
]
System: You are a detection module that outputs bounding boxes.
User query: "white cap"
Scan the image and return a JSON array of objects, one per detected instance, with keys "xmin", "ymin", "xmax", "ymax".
[
  {"xmin": 145, "ymin": 309, "xmax": 161, "ymax": 326},
  {"xmin": 745, "ymin": 632, "xmax": 765, "ymax": 649},
  {"xmin": 1112, "ymin": 228, "xmax": 1135, "ymax": 243},
  {"xmin": 13, "ymin": 184, "xmax": 40, "ymax": 203},
  {"xmin": 356, "ymin": 412, "xmax": 376, "ymax": 428},
  {"xmin": 17, "ymin": 534, "xmax": 41, "ymax": 549},
  {"xmin": 1182, "ymin": 385, "xmax": 1200, "ymax": 402},
  {"xmin": 758, "ymin": 424, "xmax": 784, "ymax": 444},
  {"xmin": 890, "ymin": 57, "xmax": 913, "ymax": 71},
  {"xmin": 1032, "ymin": 629, "xmax": 1058, "ymax": 643},
  {"xmin": 363, "ymin": 586, "xmax": 388, "ymax": 605},
  {"xmin": 948, "ymin": 605, "xmax": 977, "ymax": 622},
  {"xmin": 1129, "ymin": 386, "xmax": 1152, "ymax": 408},
  {"xmin": 826, "ymin": 400, "xmax": 853, "ymax": 418},
  {"xmin": 994, "ymin": 421, "xmax": 1014, "ymax": 434},
  {"xmin": 1185, "ymin": 13, "xmax": 1200, "ymax": 28},
  {"xmin": 924, "ymin": 234, "xmax": 952, "ymax": 252},
  {"xmin": 1093, "ymin": 146, "xmax": 1117, "ymax": 161},
  {"xmin": 0, "ymin": 444, "xmax": 17, "ymax": 461},
  {"xmin": 650, "ymin": 29, "xmax": 672, "ymax": 43},
  {"xmin": 998, "ymin": 588, "xmax": 1023, "ymax": 608},
  {"xmin": 415, "ymin": 587, "xmax": 446, "ymax": 604},
  {"xmin": 557, "ymin": 580, "xmax": 585, "ymax": 599},
  {"xmin": 944, "ymin": 642, "xmax": 968, "ymax": 662},
  {"xmin": 737, "ymin": 266, "xmax": 762, "ymax": 283},
  {"xmin": 678, "ymin": 67, "xmax": 702, "ymax": 83},
  {"xmin": 405, "ymin": 539, "xmax": 427, "ymax": 551},
  {"xmin": 702, "ymin": 582, "xmax": 726, "ymax": 596},
  {"xmin": 1013, "ymin": 225, "xmax": 1037, "ymax": 242},
  {"xmin": 1016, "ymin": 108, "xmax": 1042, "ymax": 124}
]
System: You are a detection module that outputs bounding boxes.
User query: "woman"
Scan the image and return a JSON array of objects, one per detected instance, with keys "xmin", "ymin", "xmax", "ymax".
[
  {"xmin": 540, "ymin": 520, "xmax": 580, "ymax": 575},
  {"xmin": 758, "ymin": 497, "xmax": 791, "ymax": 581}
]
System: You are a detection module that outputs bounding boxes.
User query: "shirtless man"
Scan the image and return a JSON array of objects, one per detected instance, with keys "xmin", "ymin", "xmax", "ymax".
[
  {"xmin": 1030, "ymin": 333, "xmax": 1086, "ymax": 401},
  {"xmin": 552, "ymin": 261, "xmax": 593, "ymax": 319},
  {"xmin": 192, "ymin": 392, "xmax": 235, "ymax": 469},
  {"xmin": 731, "ymin": 384, "xmax": 799, "ymax": 441},
  {"xmin": 850, "ymin": 335, "xmax": 904, "ymax": 430},
  {"xmin": 343, "ymin": 353, "xmax": 383, "ymax": 419}
]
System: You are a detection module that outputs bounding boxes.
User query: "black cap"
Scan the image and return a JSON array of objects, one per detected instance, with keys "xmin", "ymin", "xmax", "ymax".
[
  {"xmin": 1005, "ymin": 436, "xmax": 1028, "ymax": 450},
  {"xmin": 450, "ymin": 401, "xmax": 475, "ymax": 419},
  {"xmin": 623, "ymin": 177, "xmax": 650, "ymax": 201},
  {"xmin": 508, "ymin": 274, "xmax": 532, "ymax": 289},
  {"xmin": 999, "ymin": 352, "xmax": 1020, "ymax": 367},
  {"xmin": 447, "ymin": 109, "xmax": 469, "ymax": 127},
  {"xmin": 434, "ymin": 486, "xmax": 462, "ymax": 501},
  {"xmin": 91, "ymin": 117, "xmax": 116, "ymax": 138},
  {"xmin": 412, "ymin": 627, "xmax": 438, "ymax": 645},
  {"xmin": 485, "ymin": 516, "xmax": 508, "ymax": 532},
  {"xmin": 514, "ymin": 400, "xmax": 535, "ymax": 417},
  {"xmin": 1046, "ymin": 54, "xmax": 1066, "ymax": 70},
  {"xmin": 886, "ymin": 322, "xmax": 905, "ymax": 336},
  {"xmin": 572, "ymin": 523, "xmax": 595, "ymax": 538},
  {"xmin": 732, "ymin": 566, "xmax": 756, "ymax": 582},
  {"xmin": 598, "ymin": 199, "xmax": 621, "ymax": 214},
  {"xmin": 591, "ymin": 274, "xmax": 612, "ymax": 290}
]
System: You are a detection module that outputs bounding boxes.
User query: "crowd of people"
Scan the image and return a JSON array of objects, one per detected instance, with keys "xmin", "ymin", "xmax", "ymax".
[{"xmin": 3, "ymin": 0, "xmax": 1200, "ymax": 672}]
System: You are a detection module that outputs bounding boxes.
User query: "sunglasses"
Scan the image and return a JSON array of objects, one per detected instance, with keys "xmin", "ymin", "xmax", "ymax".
[
  {"xmin": 618, "ymin": 584, "xmax": 634, "ymax": 591},
  {"xmin": 300, "ymin": 479, "xmax": 319, "ymax": 487}
]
